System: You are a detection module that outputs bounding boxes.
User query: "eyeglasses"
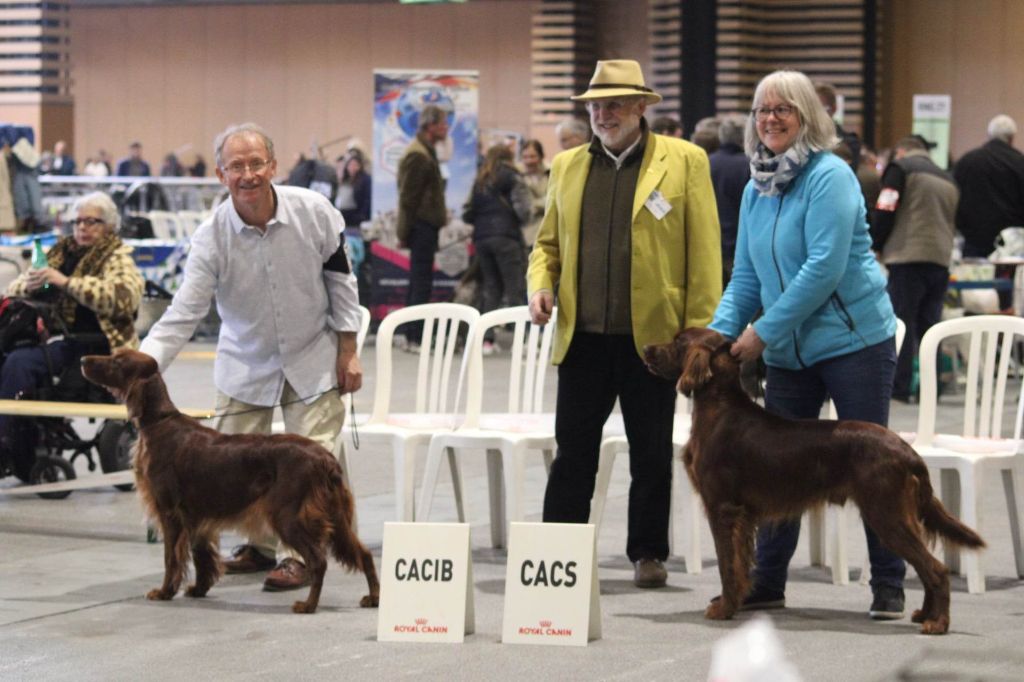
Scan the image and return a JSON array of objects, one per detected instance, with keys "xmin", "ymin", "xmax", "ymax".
[
  {"xmin": 221, "ymin": 159, "xmax": 272, "ymax": 177},
  {"xmin": 70, "ymin": 217, "xmax": 106, "ymax": 228},
  {"xmin": 752, "ymin": 104, "xmax": 796, "ymax": 121}
]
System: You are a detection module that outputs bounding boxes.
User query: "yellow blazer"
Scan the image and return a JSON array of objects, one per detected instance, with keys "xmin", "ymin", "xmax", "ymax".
[{"xmin": 527, "ymin": 134, "xmax": 722, "ymax": 363}]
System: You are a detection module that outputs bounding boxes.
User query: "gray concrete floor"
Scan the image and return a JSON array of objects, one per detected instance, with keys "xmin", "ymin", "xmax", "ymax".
[{"xmin": 2, "ymin": 339, "xmax": 1024, "ymax": 681}]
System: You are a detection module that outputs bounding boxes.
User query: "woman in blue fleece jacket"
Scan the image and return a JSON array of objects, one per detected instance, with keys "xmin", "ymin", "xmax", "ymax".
[{"xmin": 709, "ymin": 70, "xmax": 905, "ymax": 621}]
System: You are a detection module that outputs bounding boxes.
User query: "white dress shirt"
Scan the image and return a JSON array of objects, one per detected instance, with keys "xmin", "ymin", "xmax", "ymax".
[{"xmin": 140, "ymin": 184, "xmax": 361, "ymax": 406}]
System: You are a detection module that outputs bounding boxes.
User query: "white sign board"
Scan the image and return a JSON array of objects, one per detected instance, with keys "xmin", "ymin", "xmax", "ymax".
[
  {"xmin": 501, "ymin": 522, "xmax": 601, "ymax": 646},
  {"xmin": 377, "ymin": 522, "xmax": 474, "ymax": 643},
  {"xmin": 912, "ymin": 94, "xmax": 952, "ymax": 169}
]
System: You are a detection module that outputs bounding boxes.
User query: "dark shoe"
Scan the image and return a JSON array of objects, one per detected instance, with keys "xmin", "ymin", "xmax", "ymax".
[
  {"xmin": 263, "ymin": 558, "xmax": 311, "ymax": 592},
  {"xmin": 633, "ymin": 558, "xmax": 668, "ymax": 588},
  {"xmin": 869, "ymin": 585, "xmax": 905, "ymax": 620},
  {"xmin": 222, "ymin": 545, "xmax": 276, "ymax": 574},
  {"xmin": 711, "ymin": 586, "xmax": 785, "ymax": 611}
]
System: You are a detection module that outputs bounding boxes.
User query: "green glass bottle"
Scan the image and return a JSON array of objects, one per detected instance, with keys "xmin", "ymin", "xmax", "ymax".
[{"xmin": 31, "ymin": 236, "xmax": 50, "ymax": 290}]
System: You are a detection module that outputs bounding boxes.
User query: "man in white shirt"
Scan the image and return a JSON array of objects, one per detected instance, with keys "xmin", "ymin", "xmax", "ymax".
[{"xmin": 140, "ymin": 122, "xmax": 363, "ymax": 592}]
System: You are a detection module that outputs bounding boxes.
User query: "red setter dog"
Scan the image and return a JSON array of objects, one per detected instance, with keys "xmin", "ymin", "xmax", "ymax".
[
  {"xmin": 82, "ymin": 348, "xmax": 379, "ymax": 614},
  {"xmin": 644, "ymin": 328, "xmax": 984, "ymax": 635}
]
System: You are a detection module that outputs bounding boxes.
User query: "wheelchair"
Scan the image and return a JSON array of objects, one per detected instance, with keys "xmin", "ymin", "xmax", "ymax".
[{"xmin": 0, "ymin": 300, "xmax": 136, "ymax": 499}]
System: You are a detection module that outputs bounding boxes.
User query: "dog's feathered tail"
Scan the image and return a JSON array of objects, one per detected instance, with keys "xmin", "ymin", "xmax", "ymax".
[
  {"xmin": 913, "ymin": 458, "xmax": 986, "ymax": 550},
  {"xmin": 323, "ymin": 467, "xmax": 363, "ymax": 573}
]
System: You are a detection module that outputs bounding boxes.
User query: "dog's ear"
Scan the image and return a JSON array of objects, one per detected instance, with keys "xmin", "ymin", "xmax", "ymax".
[
  {"xmin": 124, "ymin": 373, "xmax": 168, "ymax": 422},
  {"xmin": 677, "ymin": 346, "xmax": 712, "ymax": 396}
]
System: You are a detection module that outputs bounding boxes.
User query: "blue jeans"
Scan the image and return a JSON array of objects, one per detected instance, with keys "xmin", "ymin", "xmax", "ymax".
[
  {"xmin": 0, "ymin": 340, "xmax": 78, "ymax": 443},
  {"xmin": 752, "ymin": 337, "xmax": 906, "ymax": 594}
]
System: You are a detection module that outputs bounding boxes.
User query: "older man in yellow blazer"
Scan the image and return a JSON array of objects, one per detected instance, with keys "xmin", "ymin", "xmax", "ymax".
[{"xmin": 528, "ymin": 59, "xmax": 721, "ymax": 588}]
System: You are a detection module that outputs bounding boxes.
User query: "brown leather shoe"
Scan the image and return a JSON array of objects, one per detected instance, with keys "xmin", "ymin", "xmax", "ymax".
[
  {"xmin": 223, "ymin": 545, "xmax": 276, "ymax": 574},
  {"xmin": 633, "ymin": 558, "xmax": 668, "ymax": 588},
  {"xmin": 262, "ymin": 558, "xmax": 311, "ymax": 592}
]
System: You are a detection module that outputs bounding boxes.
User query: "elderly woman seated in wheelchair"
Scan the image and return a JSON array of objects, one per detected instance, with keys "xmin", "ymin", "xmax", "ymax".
[{"xmin": 0, "ymin": 191, "xmax": 144, "ymax": 490}]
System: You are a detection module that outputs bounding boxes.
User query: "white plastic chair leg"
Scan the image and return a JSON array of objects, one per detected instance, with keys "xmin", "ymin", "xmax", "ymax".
[
  {"xmin": 486, "ymin": 448, "xmax": 506, "ymax": 548},
  {"xmin": 415, "ymin": 439, "xmax": 446, "ymax": 522},
  {"xmin": 448, "ymin": 446, "xmax": 467, "ymax": 523},
  {"xmin": 503, "ymin": 443, "xmax": 529, "ymax": 525},
  {"xmin": 589, "ymin": 439, "xmax": 621, "ymax": 529},
  {"xmin": 807, "ymin": 507, "xmax": 826, "ymax": 568},
  {"xmin": 671, "ymin": 457, "xmax": 703, "ymax": 574},
  {"xmin": 542, "ymin": 449, "xmax": 554, "ymax": 475},
  {"xmin": 956, "ymin": 462, "xmax": 985, "ymax": 594},
  {"xmin": 938, "ymin": 468, "xmax": 962, "ymax": 575},
  {"xmin": 827, "ymin": 504, "xmax": 850, "ymax": 586},
  {"xmin": 393, "ymin": 441, "xmax": 418, "ymax": 522},
  {"xmin": 1003, "ymin": 460, "xmax": 1024, "ymax": 578}
]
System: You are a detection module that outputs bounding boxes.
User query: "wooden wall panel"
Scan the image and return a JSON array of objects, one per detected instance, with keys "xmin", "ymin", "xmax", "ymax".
[
  {"xmin": 69, "ymin": 1, "xmax": 533, "ymax": 172},
  {"xmin": 884, "ymin": 0, "xmax": 1024, "ymax": 158}
]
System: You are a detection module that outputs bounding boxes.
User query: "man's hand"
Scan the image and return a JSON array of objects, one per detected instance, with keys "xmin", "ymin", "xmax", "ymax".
[
  {"xmin": 730, "ymin": 326, "xmax": 766, "ymax": 363},
  {"xmin": 529, "ymin": 290, "xmax": 553, "ymax": 325},
  {"xmin": 26, "ymin": 267, "xmax": 68, "ymax": 292},
  {"xmin": 336, "ymin": 332, "xmax": 363, "ymax": 395}
]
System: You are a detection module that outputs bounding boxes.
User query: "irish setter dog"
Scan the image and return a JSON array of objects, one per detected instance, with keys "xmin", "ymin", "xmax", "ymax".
[
  {"xmin": 81, "ymin": 348, "xmax": 379, "ymax": 614},
  {"xmin": 644, "ymin": 328, "xmax": 985, "ymax": 635}
]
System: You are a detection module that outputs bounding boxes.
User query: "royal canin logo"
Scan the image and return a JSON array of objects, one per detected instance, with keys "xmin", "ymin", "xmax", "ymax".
[
  {"xmin": 415, "ymin": 618, "xmax": 428, "ymax": 625},
  {"xmin": 539, "ymin": 620, "xmax": 552, "ymax": 627}
]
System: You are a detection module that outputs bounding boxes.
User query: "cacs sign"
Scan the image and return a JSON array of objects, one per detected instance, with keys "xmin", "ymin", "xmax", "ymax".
[
  {"xmin": 502, "ymin": 523, "xmax": 601, "ymax": 647},
  {"xmin": 377, "ymin": 523, "xmax": 474, "ymax": 643}
]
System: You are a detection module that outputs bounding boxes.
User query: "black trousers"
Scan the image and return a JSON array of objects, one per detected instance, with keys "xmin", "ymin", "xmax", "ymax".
[
  {"xmin": 403, "ymin": 220, "xmax": 439, "ymax": 342},
  {"xmin": 542, "ymin": 333, "xmax": 677, "ymax": 562},
  {"xmin": 886, "ymin": 262, "xmax": 948, "ymax": 398}
]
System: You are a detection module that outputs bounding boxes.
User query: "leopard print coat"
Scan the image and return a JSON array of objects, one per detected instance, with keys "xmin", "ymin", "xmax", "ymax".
[{"xmin": 7, "ymin": 234, "xmax": 145, "ymax": 349}]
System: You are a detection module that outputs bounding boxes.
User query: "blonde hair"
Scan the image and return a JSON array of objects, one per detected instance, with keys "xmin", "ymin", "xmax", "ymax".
[{"xmin": 744, "ymin": 70, "xmax": 839, "ymax": 157}]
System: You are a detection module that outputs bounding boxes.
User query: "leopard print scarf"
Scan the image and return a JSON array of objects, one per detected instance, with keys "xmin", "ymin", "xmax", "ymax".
[{"xmin": 44, "ymin": 233, "xmax": 122, "ymax": 327}]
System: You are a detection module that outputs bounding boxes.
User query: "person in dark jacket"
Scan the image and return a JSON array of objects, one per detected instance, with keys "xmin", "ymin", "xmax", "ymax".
[
  {"xmin": 872, "ymin": 136, "xmax": 959, "ymax": 402},
  {"xmin": 464, "ymin": 144, "xmax": 530, "ymax": 353},
  {"xmin": 953, "ymin": 115, "xmax": 1024, "ymax": 258},
  {"xmin": 335, "ymin": 149, "xmax": 372, "ymax": 228},
  {"xmin": 708, "ymin": 113, "xmax": 750, "ymax": 286}
]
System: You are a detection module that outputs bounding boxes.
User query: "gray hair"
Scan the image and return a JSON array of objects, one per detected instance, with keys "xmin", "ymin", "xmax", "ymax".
[
  {"xmin": 214, "ymin": 122, "xmax": 275, "ymax": 169},
  {"xmin": 988, "ymin": 114, "xmax": 1017, "ymax": 143},
  {"xmin": 718, "ymin": 113, "xmax": 746, "ymax": 147},
  {"xmin": 744, "ymin": 70, "xmax": 839, "ymax": 157},
  {"xmin": 418, "ymin": 105, "xmax": 449, "ymax": 132},
  {"xmin": 555, "ymin": 116, "xmax": 590, "ymax": 140},
  {"xmin": 72, "ymin": 191, "xmax": 120, "ymax": 233}
]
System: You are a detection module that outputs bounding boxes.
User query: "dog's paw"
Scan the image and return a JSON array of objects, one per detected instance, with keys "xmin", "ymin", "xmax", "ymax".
[
  {"xmin": 911, "ymin": 608, "xmax": 925, "ymax": 623},
  {"xmin": 146, "ymin": 588, "xmax": 174, "ymax": 601},
  {"xmin": 360, "ymin": 594, "xmax": 380, "ymax": 608},
  {"xmin": 184, "ymin": 585, "xmax": 208, "ymax": 598},
  {"xmin": 919, "ymin": 616, "xmax": 949, "ymax": 635},
  {"xmin": 704, "ymin": 599, "xmax": 734, "ymax": 620},
  {"xmin": 292, "ymin": 600, "xmax": 317, "ymax": 614}
]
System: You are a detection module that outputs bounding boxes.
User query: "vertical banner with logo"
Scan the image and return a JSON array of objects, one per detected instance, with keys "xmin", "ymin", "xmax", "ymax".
[
  {"xmin": 501, "ymin": 522, "xmax": 601, "ymax": 647},
  {"xmin": 369, "ymin": 69, "xmax": 479, "ymax": 320},
  {"xmin": 377, "ymin": 522, "xmax": 474, "ymax": 643},
  {"xmin": 912, "ymin": 94, "xmax": 952, "ymax": 170}
]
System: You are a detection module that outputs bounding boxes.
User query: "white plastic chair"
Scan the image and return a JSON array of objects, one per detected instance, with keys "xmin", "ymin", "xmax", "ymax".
[
  {"xmin": 809, "ymin": 317, "xmax": 907, "ymax": 586},
  {"xmin": 175, "ymin": 210, "xmax": 206, "ymax": 239},
  {"xmin": 146, "ymin": 210, "xmax": 183, "ymax": 240},
  {"xmin": 910, "ymin": 314, "xmax": 1024, "ymax": 594},
  {"xmin": 587, "ymin": 399, "xmax": 700, "ymax": 572},
  {"xmin": 344, "ymin": 303, "xmax": 479, "ymax": 522},
  {"xmin": 416, "ymin": 306, "xmax": 558, "ymax": 548}
]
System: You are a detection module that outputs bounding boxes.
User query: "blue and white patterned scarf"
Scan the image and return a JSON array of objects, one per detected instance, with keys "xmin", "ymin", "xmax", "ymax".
[{"xmin": 749, "ymin": 141, "xmax": 813, "ymax": 196}]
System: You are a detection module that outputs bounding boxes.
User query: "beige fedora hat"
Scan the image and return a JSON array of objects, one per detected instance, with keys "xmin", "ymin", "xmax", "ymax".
[{"xmin": 571, "ymin": 59, "xmax": 662, "ymax": 104}]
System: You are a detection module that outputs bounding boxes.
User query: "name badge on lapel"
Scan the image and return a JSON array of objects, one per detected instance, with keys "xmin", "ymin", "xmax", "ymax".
[{"xmin": 644, "ymin": 189, "xmax": 672, "ymax": 220}]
